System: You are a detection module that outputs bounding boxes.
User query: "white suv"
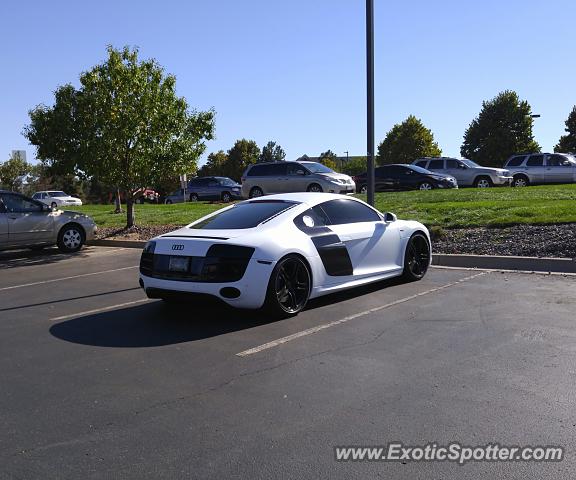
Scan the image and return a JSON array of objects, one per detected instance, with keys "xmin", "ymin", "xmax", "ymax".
[
  {"xmin": 504, "ymin": 153, "xmax": 576, "ymax": 187},
  {"xmin": 413, "ymin": 157, "xmax": 512, "ymax": 188}
]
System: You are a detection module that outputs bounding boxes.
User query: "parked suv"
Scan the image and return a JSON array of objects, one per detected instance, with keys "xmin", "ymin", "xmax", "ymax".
[
  {"xmin": 504, "ymin": 153, "xmax": 576, "ymax": 187},
  {"xmin": 241, "ymin": 161, "xmax": 355, "ymax": 198},
  {"xmin": 412, "ymin": 157, "xmax": 512, "ymax": 188},
  {"xmin": 353, "ymin": 164, "xmax": 457, "ymax": 192},
  {"xmin": 164, "ymin": 177, "xmax": 242, "ymax": 203}
]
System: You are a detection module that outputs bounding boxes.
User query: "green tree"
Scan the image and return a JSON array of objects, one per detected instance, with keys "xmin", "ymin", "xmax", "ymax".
[
  {"xmin": 0, "ymin": 152, "xmax": 31, "ymax": 191},
  {"xmin": 225, "ymin": 139, "xmax": 260, "ymax": 181},
  {"xmin": 340, "ymin": 156, "xmax": 367, "ymax": 176},
  {"xmin": 319, "ymin": 149, "xmax": 338, "ymax": 170},
  {"xmin": 198, "ymin": 150, "xmax": 229, "ymax": 177},
  {"xmin": 258, "ymin": 141, "xmax": 286, "ymax": 163},
  {"xmin": 24, "ymin": 45, "xmax": 215, "ymax": 227},
  {"xmin": 461, "ymin": 90, "xmax": 540, "ymax": 167},
  {"xmin": 555, "ymin": 106, "xmax": 576, "ymax": 153},
  {"xmin": 377, "ymin": 116, "xmax": 441, "ymax": 165}
]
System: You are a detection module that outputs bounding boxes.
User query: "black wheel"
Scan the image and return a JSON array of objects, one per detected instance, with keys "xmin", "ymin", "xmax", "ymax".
[
  {"xmin": 221, "ymin": 192, "xmax": 232, "ymax": 202},
  {"xmin": 249, "ymin": 187, "xmax": 264, "ymax": 198},
  {"xmin": 474, "ymin": 176, "xmax": 493, "ymax": 188},
  {"xmin": 402, "ymin": 233, "xmax": 430, "ymax": 281},
  {"xmin": 57, "ymin": 224, "xmax": 85, "ymax": 253},
  {"xmin": 139, "ymin": 197, "xmax": 145, "ymax": 204},
  {"xmin": 512, "ymin": 175, "xmax": 529, "ymax": 187},
  {"xmin": 165, "ymin": 199, "xmax": 173, "ymax": 204},
  {"xmin": 360, "ymin": 184, "xmax": 368, "ymax": 194},
  {"xmin": 265, "ymin": 255, "xmax": 311, "ymax": 317},
  {"xmin": 50, "ymin": 202, "xmax": 58, "ymax": 209},
  {"xmin": 418, "ymin": 182, "xmax": 433, "ymax": 191},
  {"xmin": 189, "ymin": 193, "xmax": 199, "ymax": 202},
  {"xmin": 307, "ymin": 183, "xmax": 323, "ymax": 193}
]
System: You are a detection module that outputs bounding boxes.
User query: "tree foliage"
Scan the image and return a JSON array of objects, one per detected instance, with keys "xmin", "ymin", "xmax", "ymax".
[
  {"xmin": 24, "ymin": 45, "xmax": 215, "ymax": 227},
  {"xmin": 224, "ymin": 139, "xmax": 260, "ymax": 180},
  {"xmin": 461, "ymin": 90, "xmax": 540, "ymax": 167},
  {"xmin": 0, "ymin": 152, "xmax": 31, "ymax": 191},
  {"xmin": 340, "ymin": 156, "xmax": 367, "ymax": 176},
  {"xmin": 197, "ymin": 150, "xmax": 228, "ymax": 177},
  {"xmin": 319, "ymin": 149, "xmax": 338, "ymax": 170},
  {"xmin": 258, "ymin": 141, "xmax": 286, "ymax": 163},
  {"xmin": 377, "ymin": 116, "xmax": 441, "ymax": 165},
  {"xmin": 555, "ymin": 106, "xmax": 576, "ymax": 153}
]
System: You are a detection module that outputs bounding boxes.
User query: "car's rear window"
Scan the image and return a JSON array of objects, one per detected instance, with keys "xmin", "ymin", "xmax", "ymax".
[{"xmin": 189, "ymin": 201, "xmax": 299, "ymax": 230}]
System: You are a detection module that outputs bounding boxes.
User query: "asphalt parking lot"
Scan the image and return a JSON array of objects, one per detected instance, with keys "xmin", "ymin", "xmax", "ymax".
[{"xmin": 1, "ymin": 246, "xmax": 576, "ymax": 479}]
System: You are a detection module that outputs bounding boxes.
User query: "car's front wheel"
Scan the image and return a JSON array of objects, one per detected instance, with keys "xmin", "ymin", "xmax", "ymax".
[
  {"xmin": 360, "ymin": 184, "xmax": 368, "ymax": 194},
  {"xmin": 221, "ymin": 192, "xmax": 232, "ymax": 202},
  {"xmin": 402, "ymin": 233, "xmax": 430, "ymax": 281},
  {"xmin": 189, "ymin": 193, "xmax": 199, "ymax": 202},
  {"xmin": 51, "ymin": 202, "xmax": 58, "ymax": 209},
  {"xmin": 474, "ymin": 176, "xmax": 493, "ymax": 188},
  {"xmin": 418, "ymin": 182, "xmax": 434, "ymax": 191},
  {"xmin": 249, "ymin": 187, "xmax": 264, "ymax": 198},
  {"xmin": 307, "ymin": 183, "xmax": 323, "ymax": 193},
  {"xmin": 512, "ymin": 175, "xmax": 529, "ymax": 187},
  {"xmin": 165, "ymin": 199, "xmax": 173, "ymax": 204},
  {"xmin": 265, "ymin": 255, "xmax": 311, "ymax": 317},
  {"xmin": 57, "ymin": 224, "xmax": 85, "ymax": 253}
]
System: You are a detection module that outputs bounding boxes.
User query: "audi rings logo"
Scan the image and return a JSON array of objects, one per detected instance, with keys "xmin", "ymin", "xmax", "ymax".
[{"xmin": 171, "ymin": 244, "xmax": 185, "ymax": 251}]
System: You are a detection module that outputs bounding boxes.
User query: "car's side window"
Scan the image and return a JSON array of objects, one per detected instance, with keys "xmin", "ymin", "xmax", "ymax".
[
  {"xmin": 0, "ymin": 201, "xmax": 6, "ymax": 213},
  {"xmin": 269, "ymin": 163, "xmax": 287, "ymax": 176},
  {"xmin": 526, "ymin": 155, "xmax": 544, "ymax": 167},
  {"xmin": 2, "ymin": 194, "xmax": 42, "ymax": 213},
  {"xmin": 428, "ymin": 159, "xmax": 444, "ymax": 170},
  {"xmin": 286, "ymin": 163, "xmax": 307, "ymax": 176},
  {"xmin": 506, "ymin": 156, "xmax": 526, "ymax": 167},
  {"xmin": 547, "ymin": 154, "xmax": 569, "ymax": 167},
  {"xmin": 446, "ymin": 159, "xmax": 459, "ymax": 169},
  {"xmin": 31, "ymin": 193, "xmax": 40, "ymax": 199},
  {"xmin": 415, "ymin": 161, "xmax": 428, "ymax": 168},
  {"xmin": 375, "ymin": 167, "xmax": 390, "ymax": 178},
  {"xmin": 318, "ymin": 199, "xmax": 381, "ymax": 225}
]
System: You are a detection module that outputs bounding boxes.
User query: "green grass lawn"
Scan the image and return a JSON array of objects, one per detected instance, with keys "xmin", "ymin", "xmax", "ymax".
[{"xmin": 68, "ymin": 184, "xmax": 576, "ymax": 230}]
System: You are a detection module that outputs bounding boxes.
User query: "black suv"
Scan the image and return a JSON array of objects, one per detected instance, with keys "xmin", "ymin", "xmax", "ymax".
[{"xmin": 353, "ymin": 164, "xmax": 458, "ymax": 192}]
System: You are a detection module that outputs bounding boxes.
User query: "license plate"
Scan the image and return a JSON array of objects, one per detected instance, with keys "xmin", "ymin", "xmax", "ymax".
[{"xmin": 169, "ymin": 256, "xmax": 189, "ymax": 272}]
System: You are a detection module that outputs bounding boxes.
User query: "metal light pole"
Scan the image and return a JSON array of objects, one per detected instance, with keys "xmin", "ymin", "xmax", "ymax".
[{"xmin": 366, "ymin": 0, "xmax": 375, "ymax": 205}]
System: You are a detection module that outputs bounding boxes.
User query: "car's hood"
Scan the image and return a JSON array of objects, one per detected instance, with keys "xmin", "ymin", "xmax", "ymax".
[
  {"xmin": 475, "ymin": 167, "xmax": 509, "ymax": 175},
  {"xmin": 55, "ymin": 210, "xmax": 93, "ymax": 221},
  {"xmin": 317, "ymin": 173, "xmax": 353, "ymax": 181},
  {"xmin": 428, "ymin": 172, "xmax": 454, "ymax": 180},
  {"xmin": 52, "ymin": 196, "xmax": 80, "ymax": 200}
]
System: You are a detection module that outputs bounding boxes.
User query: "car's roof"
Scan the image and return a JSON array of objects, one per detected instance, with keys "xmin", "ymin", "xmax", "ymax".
[{"xmin": 243, "ymin": 192, "xmax": 363, "ymax": 207}]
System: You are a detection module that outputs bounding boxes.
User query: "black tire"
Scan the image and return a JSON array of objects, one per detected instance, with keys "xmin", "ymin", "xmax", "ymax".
[
  {"xmin": 165, "ymin": 199, "xmax": 173, "ymax": 204},
  {"xmin": 57, "ymin": 224, "xmax": 85, "ymax": 253},
  {"xmin": 418, "ymin": 182, "xmax": 434, "ymax": 191},
  {"xmin": 264, "ymin": 255, "xmax": 311, "ymax": 317},
  {"xmin": 249, "ymin": 187, "xmax": 264, "ymax": 198},
  {"xmin": 402, "ymin": 233, "xmax": 430, "ymax": 281},
  {"xmin": 221, "ymin": 192, "xmax": 232, "ymax": 202},
  {"xmin": 189, "ymin": 193, "xmax": 199, "ymax": 202},
  {"xmin": 307, "ymin": 183, "xmax": 323, "ymax": 193},
  {"xmin": 512, "ymin": 175, "xmax": 529, "ymax": 187},
  {"xmin": 139, "ymin": 197, "xmax": 145, "ymax": 204},
  {"xmin": 474, "ymin": 176, "xmax": 493, "ymax": 188},
  {"xmin": 360, "ymin": 184, "xmax": 368, "ymax": 194},
  {"xmin": 50, "ymin": 202, "xmax": 58, "ymax": 209}
]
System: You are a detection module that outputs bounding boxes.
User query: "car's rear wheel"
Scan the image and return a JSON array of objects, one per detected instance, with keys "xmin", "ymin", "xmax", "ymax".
[
  {"xmin": 474, "ymin": 176, "xmax": 493, "ymax": 188},
  {"xmin": 265, "ymin": 255, "xmax": 311, "ymax": 317},
  {"xmin": 51, "ymin": 202, "xmax": 57, "ymax": 209},
  {"xmin": 360, "ymin": 184, "xmax": 368, "ymax": 194},
  {"xmin": 189, "ymin": 193, "xmax": 199, "ymax": 202},
  {"xmin": 221, "ymin": 192, "xmax": 232, "ymax": 202},
  {"xmin": 418, "ymin": 182, "xmax": 433, "ymax": 191},
  {"xmin": 402, "ymin": 233, "xmax": 430, "ymax": 281},
  {"xmin": 165, "ymin": 199, "xmax": 173, "ymax": 204},
  {"xmin": 57, "ymin": 224, "xmax": 85, "ymax": 253},
  {"xmin": 249, "ymin": 187, "xmax": 264, "ymax": 198},
  {"xmin": 307, "ymin": 183, "xmax": 323, "ymax": 193},
  {"xmin": 512, "ymin": 175, "xmax": 529, "ymax": 187}
]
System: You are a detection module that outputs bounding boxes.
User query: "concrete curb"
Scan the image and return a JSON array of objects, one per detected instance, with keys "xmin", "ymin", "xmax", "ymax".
[
  {"xmin": 88, "ymin": 240, "xmax": 576, "ymax": 274},
  {"xmin": 433, "ymin": 253, "xmax": 576, "ymax": 274}
]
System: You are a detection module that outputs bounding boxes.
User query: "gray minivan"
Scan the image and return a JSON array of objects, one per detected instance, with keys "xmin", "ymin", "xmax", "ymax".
[
  {"xmin": 504, "ymin": 153, "xmax": 576, "ymax": 187},
  {"xmin": 240, "ymin": 161, "xmax": 355, "ymax": 198}
]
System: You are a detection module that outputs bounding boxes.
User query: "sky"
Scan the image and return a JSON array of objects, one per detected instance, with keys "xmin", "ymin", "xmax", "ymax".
[{"xmin": 1, "ymin": 0, "xmax": 575, "ymax": 166}]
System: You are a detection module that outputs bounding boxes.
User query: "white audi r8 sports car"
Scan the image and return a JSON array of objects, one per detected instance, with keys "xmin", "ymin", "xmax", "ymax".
[{"xmin": 139, "ymin": 193, "xmax": 431, "ymax": 316}]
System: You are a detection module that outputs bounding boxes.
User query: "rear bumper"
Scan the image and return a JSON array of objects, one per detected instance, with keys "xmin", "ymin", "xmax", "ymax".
[{"xmin": 493, "ymin": 176, "xmax": 513, "ymax": 186}]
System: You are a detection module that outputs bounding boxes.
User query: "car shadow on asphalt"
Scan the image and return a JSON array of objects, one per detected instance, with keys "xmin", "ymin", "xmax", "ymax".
[
  {"xmin": 0, "ymin": 247, "xmax": 91, "ymax": 269},
  {"xmin": 49, "ymin": 277, "xmax": 408, "ymax": 349}
]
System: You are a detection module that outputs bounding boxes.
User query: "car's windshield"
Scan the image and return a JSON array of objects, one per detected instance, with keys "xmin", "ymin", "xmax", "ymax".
[
  {"xmin": 189, "ymin": 201, "xmax": 298, "ymax": 230},
  {"xmin": 408, "ymin": 165, "xmax": 432, "ymax": 174},
  {"xmin": 460, "ymin": 159, "xmax": 480, "ymax": 168},
  {"xmin": 302, "ymin": 162, "xmax": 334, "ymax": 174},
  {"xmin": 48, "ymin": 191, "xmax": 67, "ymax": 197},
  {"xmin": 216, "ymin": 177, "xmax": 237, "ymax": 186}
]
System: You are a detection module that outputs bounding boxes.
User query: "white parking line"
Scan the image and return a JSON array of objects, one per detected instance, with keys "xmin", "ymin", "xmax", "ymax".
[
  {"xmin": 236, "ymin": 271, "xmax": 489, "ymax": 357},
  {"xmin": 0, "ymin": 266, "xmax": 138, "ymax": 292},
  {"xmin": 49, "ymin": 298, "xmax": 152, "ymax": 322}
]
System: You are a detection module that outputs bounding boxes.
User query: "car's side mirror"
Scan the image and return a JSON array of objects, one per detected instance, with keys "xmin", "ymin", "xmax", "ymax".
[
  {"xmin": 384, "ymin": 212, "xmax": 397, "ymax": 223},
  {"xmin": 296, "ymin": 170, "xmax": 306, "ymax": 176},
  {"xmin": 459, "ymin": 164, "xmax": 467, "ymax": 169},
  {"xmin": 42, "ymin": 204, "xmax": 52, "ymax": 212}
]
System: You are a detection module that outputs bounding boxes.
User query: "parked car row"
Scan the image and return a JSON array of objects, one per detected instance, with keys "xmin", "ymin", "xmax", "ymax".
[{"xmin": 164, "ymin": 176, "xmax": 242, "ymax": 204}]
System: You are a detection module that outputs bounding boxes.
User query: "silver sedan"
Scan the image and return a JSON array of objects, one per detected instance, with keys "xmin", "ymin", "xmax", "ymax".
[{"xmin": 0, "ymin": 190, "xmax": 97, "ymax": 253}]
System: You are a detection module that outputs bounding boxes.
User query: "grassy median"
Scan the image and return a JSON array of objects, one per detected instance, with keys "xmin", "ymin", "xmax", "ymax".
[{"xmin": 68, "ymin": 184, "xmax": 576, "ymax": 229}]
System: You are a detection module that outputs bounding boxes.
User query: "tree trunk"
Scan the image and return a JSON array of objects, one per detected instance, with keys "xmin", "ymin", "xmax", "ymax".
[
  {"xmin": 114, "ymin": 188, "xmax": 123, "ymax": 213},
  {"xmin": 126, "ymin": 195, "xmax": 135, "ymax": 228}
]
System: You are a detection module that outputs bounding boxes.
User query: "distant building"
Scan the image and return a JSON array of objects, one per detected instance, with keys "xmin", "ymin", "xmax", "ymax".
[{"xmin": 11, "ymin": 150, "xmax": 26, "ymax": 162}]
